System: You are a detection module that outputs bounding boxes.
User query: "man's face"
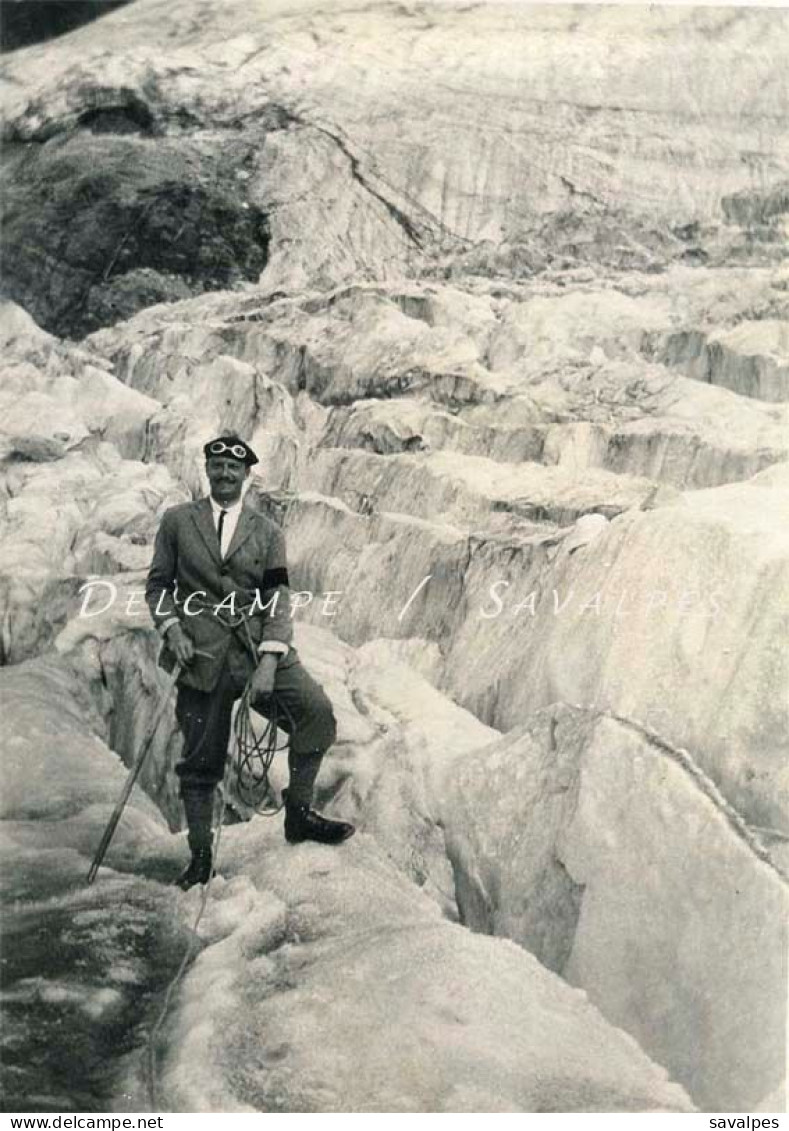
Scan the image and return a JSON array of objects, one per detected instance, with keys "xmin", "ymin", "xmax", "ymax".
[{"xmin": 206, "ymin": 456, "xmax": 249, "ymax": 505}]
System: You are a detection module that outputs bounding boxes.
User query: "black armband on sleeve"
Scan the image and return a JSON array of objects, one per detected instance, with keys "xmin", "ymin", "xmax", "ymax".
[{"xmin": 262, "ymin": 567, "xmax": 290, "ymax": 589}]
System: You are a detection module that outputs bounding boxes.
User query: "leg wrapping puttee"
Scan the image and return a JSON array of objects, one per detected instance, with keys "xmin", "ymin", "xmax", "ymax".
[
  {"xmin": 180, "ymin": 782, "xmax": 215, "ymax": 852},
  {"xmin": 286, "ymin": 748, "xmax": 324, "ymax": 806}
]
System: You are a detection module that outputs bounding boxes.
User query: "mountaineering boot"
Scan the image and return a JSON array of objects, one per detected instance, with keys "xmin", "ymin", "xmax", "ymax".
[
  {"xmin": 176, "ymin": 843, "xmax": 213, "ymax": 891},
  {"xmin": 282, "ymin": 789, "xmax": 355, "ymax": 845},
  {"xmin": 177, "ymin": 783, "xmax": 215, "ymax": 889}
]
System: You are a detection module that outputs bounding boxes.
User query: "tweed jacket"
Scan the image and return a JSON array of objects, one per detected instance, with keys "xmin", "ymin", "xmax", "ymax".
[{"xmin": 145, "ymin": 496, "xmax": 294, "ymax": 692}]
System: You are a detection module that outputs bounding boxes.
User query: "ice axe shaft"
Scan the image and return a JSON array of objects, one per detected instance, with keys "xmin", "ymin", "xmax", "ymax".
[{"xmin": 87, "ymin": 661, "xmax": 183, "ymax": 885}]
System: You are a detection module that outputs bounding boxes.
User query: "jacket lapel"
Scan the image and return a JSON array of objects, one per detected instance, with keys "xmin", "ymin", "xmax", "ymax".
[
  {"xmin": 191, "ymin": 498, "xmax": 222, "ymax": 567},
  {"xmin": 224, "ymin": 505, "xmax": 255, "ymax": 562}
]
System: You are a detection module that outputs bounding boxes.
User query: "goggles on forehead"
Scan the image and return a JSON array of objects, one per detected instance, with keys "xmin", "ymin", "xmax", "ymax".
[{"xmin": 207, "ymin": 440, "xmax": 248, "ymax": 460}]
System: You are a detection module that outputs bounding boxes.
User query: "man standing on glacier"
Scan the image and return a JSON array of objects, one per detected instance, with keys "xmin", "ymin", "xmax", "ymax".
[{"xmin": 145, "ymin": 433, "xmax": 354, "ymax": 890}]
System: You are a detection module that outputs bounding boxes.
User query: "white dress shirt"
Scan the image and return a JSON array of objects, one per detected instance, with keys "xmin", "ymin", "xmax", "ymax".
[{"xmin": 210, "ymin": 496, "xmax": 243, "ymax": 559}]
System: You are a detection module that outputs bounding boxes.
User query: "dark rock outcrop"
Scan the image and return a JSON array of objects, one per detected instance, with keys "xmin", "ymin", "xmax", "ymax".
[
  {"xmin": 1, "ymin": 131, "xmax": 269, "ymax": 338},
  {"xmin": 0, "ymin": 1, "xmax": 134, "ymax": 53}
]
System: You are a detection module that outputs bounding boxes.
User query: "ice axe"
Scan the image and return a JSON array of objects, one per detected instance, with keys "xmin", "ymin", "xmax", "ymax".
[{"xmin": 87, "ymin": 660, "xmax": 184, "ymax": 884}]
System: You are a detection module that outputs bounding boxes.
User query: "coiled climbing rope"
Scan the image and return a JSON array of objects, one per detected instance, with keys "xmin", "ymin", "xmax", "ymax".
[{"xmin": 232, "ymin": 685, "xmax": 295, "ymax": 814}]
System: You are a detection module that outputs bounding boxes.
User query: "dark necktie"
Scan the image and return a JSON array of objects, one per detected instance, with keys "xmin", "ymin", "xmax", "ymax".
[{"xmin": 217, "ymin": 509, "xmax": 228, "ymax": 557}]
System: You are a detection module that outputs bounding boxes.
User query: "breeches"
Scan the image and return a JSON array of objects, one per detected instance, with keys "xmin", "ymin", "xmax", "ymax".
[{"xmin": 174, "ymin": 652, "xmax": 337, "ymax": 789}]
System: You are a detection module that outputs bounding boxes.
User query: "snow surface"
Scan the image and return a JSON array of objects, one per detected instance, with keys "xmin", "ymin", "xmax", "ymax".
[
  {"xmin": 162, "ymin": 824, "xmax": 693, "ymax": 1113},
  {"xmin": 442, "ymin": 705, "xmax": 789, "ymax": 1111},
  {"xmin": 2, "ymin": 641, "xmax": 694, "ymax": 1113}
]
